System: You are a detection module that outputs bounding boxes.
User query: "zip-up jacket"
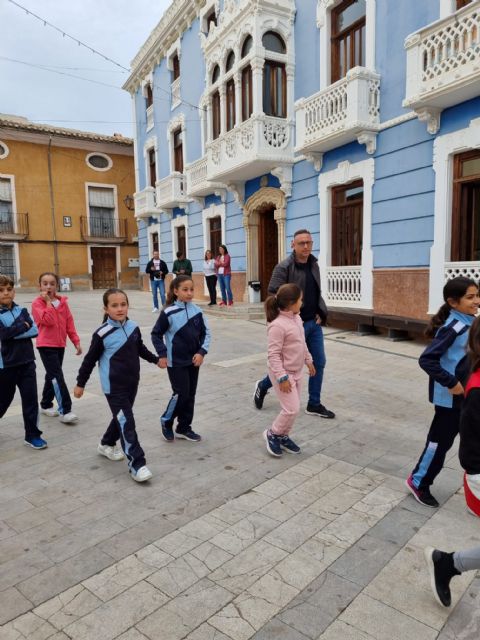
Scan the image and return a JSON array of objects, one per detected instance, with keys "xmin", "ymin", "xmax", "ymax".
[
  {"xmin": 267, "ymin": 310, "xmax": 313, "ymax": 381},
  {"xmin": 76, "ymin": 317, "xmax": 159, "ymax": 394},
  {"xmin": 145, "ymin": 258, "xmax": 168, "ymax": 281},
  {"xmin": 459, "ymin": 370, "xmax": 480, "ymax": 475},
  {"xmin": 151, "ymin": 301, "xmax": 210, "ymax": 367},
  {"xmin": 419, "ymin": 310, "xmax": 475, "ymax": 409},
  {"xmin": 31, "ymin": 295, "xmax": 80, "ymax": 348},
  {"xmin": 0, "ymin": 303, "xmax": 38, "ymax": 369},
  {"xmin": 268, "ymin": 252, "xmax": 328, "ymax": 325}
]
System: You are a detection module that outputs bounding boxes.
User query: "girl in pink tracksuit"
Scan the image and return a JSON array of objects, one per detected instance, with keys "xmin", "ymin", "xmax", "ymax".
[
  {"xmin": 31, "ymin": 272, "xmax": 82, "ymax": 424},
  {"xmin": 263, "ymin": 283, "xmax": 315, "ymax": 457}
]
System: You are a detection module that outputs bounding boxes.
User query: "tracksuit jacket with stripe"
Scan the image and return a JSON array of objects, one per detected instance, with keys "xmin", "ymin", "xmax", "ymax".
[{"xmin": 0, "ymin": 303, "xmax": 38, "ymax": 368}]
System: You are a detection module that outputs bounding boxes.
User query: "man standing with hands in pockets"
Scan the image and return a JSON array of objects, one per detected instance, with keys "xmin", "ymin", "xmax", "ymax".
[
  {"xmin": 253, "ymin": 229, "xmax": 335, "ymax": 419},
  {"xmin": 145, "ymin": 250, "xmax": 168, "ymax": 312}
]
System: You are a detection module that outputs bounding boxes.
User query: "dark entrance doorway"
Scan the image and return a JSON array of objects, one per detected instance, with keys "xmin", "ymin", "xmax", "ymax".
[
  {"xmin": 258, "ymin": 206, "xmax": 278, "ymax": 301},
  {"xmin": 91, "ymin": 247, "xmax": 116, "ymax": 289}
]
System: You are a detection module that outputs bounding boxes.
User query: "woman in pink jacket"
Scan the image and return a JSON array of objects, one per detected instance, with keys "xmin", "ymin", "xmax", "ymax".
[
  {"xmin": 31, "ymin": 272, "xmax": 82, "ymax": 424},
  {"xmin": 263, "ymin": 283, "xmax": 315, "ymax": 457},
  {"xmin": 214, "ymin": 244, "xmax": 233, "ymax": 306}
]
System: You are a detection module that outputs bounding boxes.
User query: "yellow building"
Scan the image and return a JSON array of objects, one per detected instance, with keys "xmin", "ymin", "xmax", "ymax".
[{"xmin": 0, "ymin": 115, "xmax": 139, "ymax": 290}]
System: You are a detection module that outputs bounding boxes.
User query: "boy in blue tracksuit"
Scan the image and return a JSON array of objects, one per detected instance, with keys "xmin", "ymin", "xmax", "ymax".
[
  {"xmin": 152, "ymin": 275, "xmax": 210, "ymax": 443},
  {"xmin": 406, "ymin": 276, "xmax": 480, "ymax": 508},
  {"xmin": 0, "ymin": 274, "xmax": 45, "ymax": 449}
]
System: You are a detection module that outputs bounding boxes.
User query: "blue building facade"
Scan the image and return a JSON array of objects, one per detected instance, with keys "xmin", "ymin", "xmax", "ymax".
[{"xmin": 124, "ymin": 0, "xmax": 480, "ymax": 320}]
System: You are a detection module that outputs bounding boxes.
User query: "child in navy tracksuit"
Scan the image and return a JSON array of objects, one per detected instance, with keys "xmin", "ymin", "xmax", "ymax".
[
  {"xmin": 406, "ymin": 276, "xmax": 480, "ymax": 508},
  {"xmin": 152, "ymin": 275, "xmax": 210, "ymax": 443},
  {"xmin": 74, "ymin": 288, "xmax": 161, "ymax": 483},
  {"xmin": 0, "ymin": 274, "xmax": 45, "ymax": 449}
]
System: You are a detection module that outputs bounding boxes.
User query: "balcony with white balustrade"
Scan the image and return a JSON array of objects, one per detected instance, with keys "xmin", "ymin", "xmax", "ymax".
[
  {"xmin": 404, "ymin": 2, "xmax": 480, "ymax": 133},
  {"xmin": 185, "ymin": 156, "xmax": 226, "ymax": 198},
  {"xmin": 155, "ymin": 172, "xmax": 189, "ymax": 212},
  {"xmin": 205, "ymin": 115, "xmax": 294, "ymax": 183},
  {"xmin": 134, "ymin": 187, "xmax": 157, "ymax": 220},
  {"xmin": 325, "ymin": 266, "xmax": 364, "ymax": 307},
  {"xmin": 295, "ymin": 67, "xmax": 381, "ymax": 160}
]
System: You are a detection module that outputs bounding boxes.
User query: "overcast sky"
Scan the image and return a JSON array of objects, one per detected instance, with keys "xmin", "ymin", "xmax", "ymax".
[{"xmin": 2, "ymin": 0, "xmax": 172, "ymax": 137}]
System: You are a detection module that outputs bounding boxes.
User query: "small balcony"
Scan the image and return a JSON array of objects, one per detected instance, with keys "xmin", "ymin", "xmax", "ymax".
[
  {"xmin": 0, "ymin": 212, "xmax": 29, "ymax": 240},
  {"xmin": 185, "ymin": 156, "xmax": 226, "ymax": 198},
  {"xmin": 134, "ymin": 187, "xmax": 157, "ymax": 220},
  {"xmin": 206, "ymin": 115, "xmax": 294, "ymax": 183},
  {"xmin": 80, "ymin": 216, "xmax": 127, "ymax": 243},
  {"xmin": 404, "ymin": 3, "xmax": 480, "ymax": 132},
  {"xmin": 155, "ymin": 172, "xmax": 189, "ymax": 212},
  {"xmin": 295, "ymin": 67, "xmax": 381, "ymax": 158}
]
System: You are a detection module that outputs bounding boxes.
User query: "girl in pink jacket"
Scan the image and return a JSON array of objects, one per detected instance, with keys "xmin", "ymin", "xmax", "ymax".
[
  {"xmin": 31, "ymin": 272, "xmax": 82, "ymax": 424},
  {"xmin": 263, "ymin": 283, "xmax": 315, "ymax": 457}
]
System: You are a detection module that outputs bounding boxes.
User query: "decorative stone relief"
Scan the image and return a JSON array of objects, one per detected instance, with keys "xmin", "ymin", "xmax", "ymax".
[
  {"xmin": 271, "ymin": 165, "xmax": 293, "ymax": 198},
  {"xmin": 416, "ymin": 107, "xmax": 442, "ymax": 135},
  {"xmin": 357, "ymin": 131, "xmax": 377, "ymax": 154}
]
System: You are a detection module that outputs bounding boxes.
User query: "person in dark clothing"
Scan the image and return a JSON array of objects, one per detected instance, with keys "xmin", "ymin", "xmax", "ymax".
[
  {"xmin": 145, "ymin": 250, "xmax": 169, "ymax": 311},
  {"xmin": 0, "ymin": 274, "xmax": 45, "ymax": 449},
  {"xmin": 253, "ymin": 229, "xmax": 334, "ymax": 419},
  {"xmin": 406, "ymin": 277, "xmax": 479, "ymax": 508},
  {"xmin": 74, "ymin": 288, "xmax": 161, "ymax": 482},
  {"xmin": 172, "ymin": 251, "xmax": 192, "ymax": 277}
]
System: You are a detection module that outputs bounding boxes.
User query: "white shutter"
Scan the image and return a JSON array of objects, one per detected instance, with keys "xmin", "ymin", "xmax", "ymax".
[{"xmin": 88, "ymin": 187, "xmax": 115, "ymax": 208}]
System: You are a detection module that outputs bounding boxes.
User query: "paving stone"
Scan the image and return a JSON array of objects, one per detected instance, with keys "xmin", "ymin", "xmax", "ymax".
[
  {"xmin": 82, "ymin": 554, "xmax": 158, "ymax": 602},
  {"xmin": 352, "ymin": 484, "xmax": 405, "ymax": 519},
  {"xmin": 329, "ymin": 535, "xmax": 400, "ymax": 587},
  {"xmin": 306, "ymin": 484, "xmax": 366, "ymax": 521},
  {"xmin": 437, "ymin": 576, "xmax": 480, "ymax": 640},
  {"xmin": 189, "ymin": 541, "xmax": 233, "ymax": 572},
  {"xmin": 264, "ymin": 511, "xmax": 329, "ymax": 553},
  {"xmin": 0, "ymin": 587, "xmax": 33, "ymax": 625},
  {"xmin": 314, "ymin": 508, "xmax": 378, "ymax": 550},
  {"xmin": 338, "ymin": 593, "xmax": 437, "ymax": 640},
  {"xmin": 63, "ymin": 581, "xmax": 167, "ymax": 640},
  {"xmin": 316, "ymin": 620, "xmax": 375, "ymax": 639},
  {"xmin": 116, "ymin": 630, "xmax": 151, "ymax": 640},
  {"xmin": 208, "ymin": 602, "xmax": 257, "ymax": 640},
  {"xmin": 367, "ymin": 505, "xmax": 428, "ymax": 546},
  {"xmin": 210, "ymin": 513, "xmax": 279, "ymax": 555},
  {"xmin": 33, "ymin": 584, "xmax": 101, "ymax": 631},
  {"xmin": 0, "ymin": 612, "xmax": 57, "ymax": 640},
  {"xmin": 153, "ymin": 528, "xmax": 205, "ymax": 559},
  {"xmin": 251, "ymin": 619, "xmax": 310, "ymax": 640},
  {"xmin": 184, "ymin": 622, "xmax": 232, "ymax": 639},
  {"xmin": 146, "ymin": 553, "xmax": 209, "ymax": 597}
]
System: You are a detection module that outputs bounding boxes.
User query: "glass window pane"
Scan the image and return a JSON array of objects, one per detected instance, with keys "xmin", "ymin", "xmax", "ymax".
[
  {"xmin": 462, "ymin": 157, "xmax": 480, "ymax": 177},
  {"xmin": 345, "ymin": 186, "xmax": 363, "ymax": 201},
  {"xmin": 337, "ymin": 0, "xmax": 366, "ymax": 32},
  {"xmin": 262, "ymin": 31, "xmax": 286, "ymax": 53},
  {"xmin": 226, "ymin": 51, "xmax": 235, "ymax": 71},
  {"xmin": 212, "ymin": 65, "xmax": 220, "ymax": 83},
  {"xmin": 242, "ymin": 36, "xmax": 253, "ymax": 58}
]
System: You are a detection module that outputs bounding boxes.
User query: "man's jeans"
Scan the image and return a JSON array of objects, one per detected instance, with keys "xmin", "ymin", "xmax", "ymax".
[
  {"xmin": 151, "ymin": 279, "xmax": 165, "ymax": 309},
  {"xmin": 259, "ymin": 319, "xmax": 326, "ymax": 407}
]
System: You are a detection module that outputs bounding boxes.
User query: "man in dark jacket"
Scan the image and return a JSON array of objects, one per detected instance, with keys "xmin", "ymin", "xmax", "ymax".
[
  {"xmin": 172, "ymin": 251, "xmax": 193, "ymax": 277},
  {"xmin": 253, "ymin": 229, "xmax": 334, "ymax": 419},
  {"xmin": 145, "ymin": 251, "xmax": 168, "ymax": 312}
]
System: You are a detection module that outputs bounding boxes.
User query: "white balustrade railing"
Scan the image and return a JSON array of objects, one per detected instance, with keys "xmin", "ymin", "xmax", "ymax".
[
  {"xmin": 155, "ymin": 173, "xmax": 188, "ymax": 210},
  {"xmin": 134, "ymin": 187, "xmax": 156, "ymax": 219},
  {"xmin": 296, "ymin": 67, "xmax": 380, "ymax": 151},
  {"xmin": 146, "ymin": 105, "xmax": 154, "ymax": 131},
  {"xmin": 171, "ymin": 77, "xmax": 181, "ymax": 109},
  {"xmin": 444, "ymin": 261, "xmax": 480, "ymax": 283},
  {"xmin": 187, "ymin": 157, "xmax": 208, "ymax": 188},
  {"xmin": 326, "ymin": 266, "xmax": 362, "ymax": 304},
  {"xmin": 404, "ymin": 2, "xmax": 480, "ymax": 107}
]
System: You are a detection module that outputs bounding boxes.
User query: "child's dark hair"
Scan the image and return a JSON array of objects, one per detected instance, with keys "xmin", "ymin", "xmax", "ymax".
[
  {"xmin": 38, "ymin": 272, "xmax": 60, "ymax": 286},
  {"xmin": 0, "ymin": 274, "xmax": 14, "ymax": 287},
  {"xmin": 265, "ymin": 283, "xmax": 302, "ymax": 323},
  {"xmin": 102, "ymin": 287, "xmax": 129, "ymax": 322},
  {"xmin": 468, "ymin": 315, "xmax": 480, "ymax": 372},
  {"xmin": 426, "ymin": 276, "xmax": 478, "ymax": 338},
  {"xmin": 165, "ymin": 275, "xmax": 193, "ymax": 306}
]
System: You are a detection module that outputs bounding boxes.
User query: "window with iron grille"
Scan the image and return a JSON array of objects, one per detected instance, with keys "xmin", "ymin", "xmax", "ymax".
[
  {"xmin": 88, "ymin": 186, "xmax": 115, "ymax": 237},
  {"xmin": 0, "ymin": 177, "xmax": 13, "ymax": 234},
  {"xmin": 0, "ymin": 244, "xmax": 15, "ymax": 280}
]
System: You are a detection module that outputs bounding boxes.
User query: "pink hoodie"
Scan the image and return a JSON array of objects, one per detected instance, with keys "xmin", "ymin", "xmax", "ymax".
[
  {"xmin": 31, "ymin": 295, "xmax": 80, "ymax": 348},
  {"xmin": 267, "ymin": 310, "xmax": 313, "ymax": 380}
]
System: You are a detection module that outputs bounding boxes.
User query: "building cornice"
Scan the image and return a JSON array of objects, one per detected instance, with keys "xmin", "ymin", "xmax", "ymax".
[{"xmin": 123, "ymin": 0, "xmax": 207, "ymax": 94}]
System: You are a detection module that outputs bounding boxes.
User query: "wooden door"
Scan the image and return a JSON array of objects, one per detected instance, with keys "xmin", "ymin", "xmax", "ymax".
[
  {"xmin": 258, "ymin": 207, "xmax": 278, "ymax": 301},
  {"xmin": 91, "ymin": 247, "xmax": 117, "ymax": 289}
]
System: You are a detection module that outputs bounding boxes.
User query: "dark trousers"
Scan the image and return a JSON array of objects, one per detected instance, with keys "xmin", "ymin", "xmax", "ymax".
[
  {"xmin": 38, "ymin": 347, "xmax": 72, "ymax": 415},
  {"xmin": 205, "ymin": 275, "xmax": 217, "ymax": 304},
  {"xmin": 411, "ymin": 405, "xmax": 461, "ymax": 490},
  {"xmin": 0, "ymin": 362, "xmax": 41, "ymax": 440},
  {"xmin": 103, "ymin": 386, "xmax": 146, "ymax": 471},
  {"xmin": 162, "ymin": 365, "xmax": 199, "ymax": 433}
]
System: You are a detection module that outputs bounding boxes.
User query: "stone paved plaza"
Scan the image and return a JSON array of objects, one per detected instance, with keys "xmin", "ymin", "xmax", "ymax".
[{"xmin": 1, "ymin": 290, "xmax": 479, "ymax": 639}]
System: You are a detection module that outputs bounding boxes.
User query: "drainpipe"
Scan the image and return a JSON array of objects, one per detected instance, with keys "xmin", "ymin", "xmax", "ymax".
[{"xmin": 47, "ymin": 136, "xmax": 60, "ymax": 275}]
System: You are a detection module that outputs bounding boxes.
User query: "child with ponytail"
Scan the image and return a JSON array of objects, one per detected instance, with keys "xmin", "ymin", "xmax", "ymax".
[
  {"xmin": 263, "ymin": 283, "xmax": 315, "ymax": 457},
  {"xmin": 406, "ymin": 276, "xmax": 479, "ymax": 508}
]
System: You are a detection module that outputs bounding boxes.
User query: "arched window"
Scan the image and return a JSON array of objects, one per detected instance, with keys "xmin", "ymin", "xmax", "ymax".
[
  {"xmin": 241, "ymin": 36, "xmax": 253, "ymax": 58},
  {"xmin": 226, "ymin": 51, "xmax": 235, "ymax": 72},
  {"xmin": 262, "ymin": 31, "xmax": 286, "ymax": 54},
  {"xmin": 212, "ymin": 64, "xmax": 220, "ymax": 84},
  {"xmin": 212, "ymin": 90, "xmax": 221, "ymax": 139},
  {"xmin": 241, "ymin": 65, "xmax": 252, "ymax": 121},
  {"xmin": 146, "ymin": 84, "xmax": 153, "ymax": 108},
  {"xmin": 226, "ymin": 78, "xmax": 235, "ymax": 131},
  {"xmin": 263, "ymin": 61, "xmax": 286, "ymax": 117}
]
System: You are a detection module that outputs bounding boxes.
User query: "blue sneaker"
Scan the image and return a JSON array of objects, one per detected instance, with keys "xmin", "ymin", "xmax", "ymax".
[
  {"xmin": 263, "ymin": 430, "xmax": 282, "ymax": 457},
  {"xmin": 175, "ymin": 429, "xmax": 201, "ymax": 442},
  {"xmin": 279, "ymin": 435, "xmax": 301, "ymax": 454},
  {"xmin": 24, "ymin": 437, "xmax": 48, "ymax": 450},
  {"xmin": 161, "ymin": 418, "xmax": 174, "ymax": 442}
]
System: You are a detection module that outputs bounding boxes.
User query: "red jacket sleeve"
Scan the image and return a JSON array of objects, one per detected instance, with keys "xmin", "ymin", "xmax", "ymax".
[
  {"xmin": 31, "ymin": 297, "xmax": 56, "ymax": 327},
  {"xmin": 65, "ymin": 302, "xmax": 80, "ymax": 346}
]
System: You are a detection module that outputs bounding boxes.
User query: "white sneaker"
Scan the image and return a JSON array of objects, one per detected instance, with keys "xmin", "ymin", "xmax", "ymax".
[
  {"xmin": 59, "ymin": 412, "xmax": 78, "ymax": 424},
  {"xmin": 131, "ymin": 466, "xmax": 153, "ymax": 482},
  {"xmin": 40, "ymin": 407, "xmax": 59, "ymax": 417},
  {"xmin": 97, "ymin": 443, "xmax": 124, "ymax": 461},
  {"xmin": 152, "ymin": 307, "xmax": 159, "ymax": 313}
]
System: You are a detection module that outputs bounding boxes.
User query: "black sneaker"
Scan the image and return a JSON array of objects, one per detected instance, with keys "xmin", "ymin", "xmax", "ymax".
[
  {"xmin": 279, "ymin": 435, "xmax": 301, "ymax": 454},
  {"xmin": 263, "ymin": 429, "xmax": 282, "ymax": 457},
  {"xmin": 161, "ymin": 418, "xmax": 174, "ymax": 442},
  {"xmin": 253, "ymin": 380, "xmax": 268, "ymax": 410},
  {"xmin": 305, "ymin": 403, "xmax": 335, "ymax": 419},
  {"xmin": 406, "ymin": 475, "xmax": 439, "ymax": 508},
  {"xmin": 175, "ymin": 429, "xmax": 201, "ymax": 442},
  {"xmin": 424, "ymin": 547, "xmax": 460, "ymax": 607}
]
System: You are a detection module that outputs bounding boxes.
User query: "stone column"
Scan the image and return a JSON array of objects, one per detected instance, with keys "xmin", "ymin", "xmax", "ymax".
[
  {"xmin": 219, "ymin": 84, "xmax": 226, "ymax": 135},
  {"xmin": 251, "ymin": 58, "xmax": 264, "ymax": 117},
  {"xmin": 234, "ymin": 71, "xmax": 242, "ymax": 126},
  {"xmin": 274, "ymin": 206, "xmax": 287, "ymax": 261}
]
